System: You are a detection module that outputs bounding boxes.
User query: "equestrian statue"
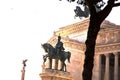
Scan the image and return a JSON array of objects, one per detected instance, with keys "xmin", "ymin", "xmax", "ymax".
[{"xmin": 41, "ymin": 35, "xmax": 71, "ymax": 71}]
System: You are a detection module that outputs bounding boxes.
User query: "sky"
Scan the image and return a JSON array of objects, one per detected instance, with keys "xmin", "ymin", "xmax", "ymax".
[{"xmin": 0, "ymin": 0, "xmax": 120, "ymax": 80}]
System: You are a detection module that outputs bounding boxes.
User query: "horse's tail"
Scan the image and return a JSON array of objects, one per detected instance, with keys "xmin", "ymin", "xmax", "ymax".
[{"xmin": 67, "ymin": 52, "xmax": 71, "ymax": 63}]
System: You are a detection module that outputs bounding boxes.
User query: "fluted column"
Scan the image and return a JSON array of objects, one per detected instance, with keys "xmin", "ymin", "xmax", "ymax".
[
  {"xmin": 92, "ymin": 54, "xmax": 102, "ymax": 80},
  {"xmin": 98, "ymin": 55, "xmax": 101, "ymax": 80},
  {"xmin": 46, "ymin": 58, "xmax": 52, "ymax": 69},
  {"xmin": 114, "ymin": 52, "xmax": 118, "ymax": 80},
  {"xmin": 105, "ymin": 54, "xmax": 110, "ymax": 80},
  {"xmin": 58, "ymin": 60, "xmax": 62, "ymax": 70}
]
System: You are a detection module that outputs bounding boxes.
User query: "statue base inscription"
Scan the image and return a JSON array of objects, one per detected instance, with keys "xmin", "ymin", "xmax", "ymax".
[{"xmin": 40, "ymin": 68, "xmax": 73, "ymax": 80}]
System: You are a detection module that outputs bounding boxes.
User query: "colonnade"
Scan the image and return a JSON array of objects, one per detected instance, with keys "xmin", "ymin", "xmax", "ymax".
[
  {"xmin": 97, "ymin": 52, "xmax": 119, "ymax": 80},
  {"xmin": 44, "ymin": 52, "xmax": 119, "ymax": 80},
  {"xmin": 45, "ymin": 59, "xmax": 62, "ymax": 70}
]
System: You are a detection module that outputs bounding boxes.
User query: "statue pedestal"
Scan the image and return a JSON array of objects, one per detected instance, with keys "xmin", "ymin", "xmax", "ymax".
[{"xmin": 40, "ymin": 68, "xmax": 73, "ymax": 80}]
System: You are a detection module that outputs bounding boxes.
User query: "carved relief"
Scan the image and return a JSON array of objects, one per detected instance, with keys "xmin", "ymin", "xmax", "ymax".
[
  {"xmin": 95, "ymin": 43, "xmax": 120, "ymax": 54},
  {"xmin": 115, "ymin": 31, "xmax": 119, "ymax": 42},
  {"xmin": 100, "ymin": 33, "xmax": 106, "ymax": 44},
  {"xmin": 95, "ymin": 28, "xmax": 120, "ymax": 45}
]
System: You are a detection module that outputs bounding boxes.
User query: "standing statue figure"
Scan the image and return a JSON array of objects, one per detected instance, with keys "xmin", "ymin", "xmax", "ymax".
[
  {"xmin": 55, "ymin": 35, "xmax": 65, "ymax": 58},
  {"xmin": 22, "ymin": 59, "xmax": 27, "ymax": 69}
]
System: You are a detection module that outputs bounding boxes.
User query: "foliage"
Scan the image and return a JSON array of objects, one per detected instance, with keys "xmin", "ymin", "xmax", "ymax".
[
  {"xmin": 60, "ymin": 0, "xmax": 120, "ymax": 18},
  {"xmin": 59, "ymin": 0, "xmax": 120, "ymax": 80}
]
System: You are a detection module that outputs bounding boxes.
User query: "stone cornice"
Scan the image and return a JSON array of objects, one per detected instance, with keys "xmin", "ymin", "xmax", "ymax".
[
  {"xmin": 54, "ymin": 18, "xmax": 120, "ymax": 37},
  {"xmin": 95, "ymin": 42, "xmax": 120, "ymax": 54},
  {"xmin": 64, "ymin": 40, "xmax": 120, "ymax": 55},
  {"xmin": 54, "ymin": 18, "xmax": 89, "ymax": 36}
]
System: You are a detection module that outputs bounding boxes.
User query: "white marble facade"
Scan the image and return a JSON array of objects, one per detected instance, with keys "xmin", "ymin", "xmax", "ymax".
[{"xmin": 46, "ymin": 19, "xmax": 120, "ymax": 80}]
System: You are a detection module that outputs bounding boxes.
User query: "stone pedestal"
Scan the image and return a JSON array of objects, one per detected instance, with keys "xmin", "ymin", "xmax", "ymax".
[
  {"xmin": 21, "ymin": 69, "xmax": 25, "ymax": 80},
  {"xmin": 40, "ymin": 68, "xmax": 73, "ymax": 80}
]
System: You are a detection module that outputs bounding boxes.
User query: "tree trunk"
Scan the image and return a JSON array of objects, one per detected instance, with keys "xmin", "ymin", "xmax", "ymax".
[{"xmin": 82, "ymin": 17, "xmax": 101, "ymax": 80}]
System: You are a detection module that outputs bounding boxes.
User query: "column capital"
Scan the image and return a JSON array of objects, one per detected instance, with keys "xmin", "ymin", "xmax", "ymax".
[
  {"xmin": 104, "ymin": 54, "xmax": 110, "ymax": 57},
  {"xmin": 113, "ymin": 52, "xmax": 119, "ymax": 56}
]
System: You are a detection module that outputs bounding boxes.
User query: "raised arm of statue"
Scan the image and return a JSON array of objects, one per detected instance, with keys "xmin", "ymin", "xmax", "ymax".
[{"xmin": 22, "ymin": 59, "xmax": 27, "ymax": 69}]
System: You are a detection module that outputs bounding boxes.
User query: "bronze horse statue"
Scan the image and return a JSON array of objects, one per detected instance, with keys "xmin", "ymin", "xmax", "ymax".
[{"xmin": 41, "ymin": 43, "xmax": 71, "ymax": 71}]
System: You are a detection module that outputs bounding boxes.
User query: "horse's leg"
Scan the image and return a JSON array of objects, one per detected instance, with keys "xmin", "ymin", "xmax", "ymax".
[
  {"xmin": 49, "ymin": 58, "xmax": 52, "ymax": 69},
  {"xmin": 62, "ymin": 62, "xmax": 66, "ymax": 71},
  {"xmin": 54, "ymin": 59, "xmax": 58, "ymax": 70},
  {"xmin": 60, "ymin": 61, "xmax": 63, "ymax": 71},
  {"xmin": 61, "ymin": 62, "xmax": 66, "ymax": 72},
  {"xmin": 50, "ymin": 58, "xmax": 52, "ymax": 69},
  {"xmin": 64, "ymin": 62, "xmax": 67, "ymax": 72}
]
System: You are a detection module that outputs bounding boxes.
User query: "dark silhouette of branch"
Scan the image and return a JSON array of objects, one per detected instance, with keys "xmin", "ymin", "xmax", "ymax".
[
  {"xmin": 97, "ymin": 0, "xmax": 116, "ymax": 23},
  {"xmin": 113, "ymin": 2, "xmax": 120, "ymax": 7}
]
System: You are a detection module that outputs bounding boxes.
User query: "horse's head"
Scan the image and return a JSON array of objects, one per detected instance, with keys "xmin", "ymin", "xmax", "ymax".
[
  {"xmin": 41, "ymin": 43, "xmax": 54, "ymax": 52},
  {"xmin": 41, "ymin": 43, "xmax": 56, "ymax": 59},
  {"xmin": 41, "ymin": 43, "xmax": 49, "ymax": 53}
]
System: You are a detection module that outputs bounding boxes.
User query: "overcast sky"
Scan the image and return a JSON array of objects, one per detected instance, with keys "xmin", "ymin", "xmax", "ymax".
[{"xmin": 0, "ymin": 0, "xmax": 120, "ymax": 80}]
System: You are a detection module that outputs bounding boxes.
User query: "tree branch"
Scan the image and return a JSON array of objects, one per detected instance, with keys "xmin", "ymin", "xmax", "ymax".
[
  {"xmin": 85, "ymin": 0, "xmax": 97, "ymax": 16},
  {"xmin": 113, "ymin": 2, "xmax": 120, "ymax": 7},
  {"xmin": 97, "ymin": 0, "xmax": 116, "ymax": 23}
]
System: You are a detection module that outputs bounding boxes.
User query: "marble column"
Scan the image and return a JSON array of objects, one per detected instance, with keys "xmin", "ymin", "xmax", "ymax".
[
  {"xmin": 46, "ymin": 58, "xmax": 52, "ymax": 69},
  {"xmin": 45, "ymin": 58, "xmax": 49, "ymax": 68},
  {"xmin": 98, "ymin": 55, "xmax": 101, "ymax": 80},
  {"xmin": 58, "ymin": 60, "xmax": 62, "ymax": 70},
  {"xmin": 105, "ymin": 54, "xmax": 110, "ymax": 80},
  {"xmin": 114, "ymin": 52, "xmax": 118, "ymax": 80},
  {"xmin": 92, "ymin": 54, "xmax": 102, "ymax": 80}
]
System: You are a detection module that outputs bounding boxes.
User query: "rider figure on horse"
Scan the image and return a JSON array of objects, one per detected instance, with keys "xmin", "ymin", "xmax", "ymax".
[{"xmin": 55, "ymin": 35, "xmax": 65, "ymax": 58}]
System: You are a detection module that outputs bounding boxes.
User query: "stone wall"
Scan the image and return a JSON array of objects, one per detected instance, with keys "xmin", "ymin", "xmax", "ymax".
[{"xmin": 40, "ymin": 68, "xmax": 73, "ymax": 80}]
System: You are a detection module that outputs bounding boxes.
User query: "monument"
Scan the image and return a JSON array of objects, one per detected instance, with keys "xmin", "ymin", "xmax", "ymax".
[
  {"xmin": 40, "ymin": 36, "xmax": 73, "ymax": 80},
  {"xmin": 41, "ymin": 18, "xmax": 120, "ymax": 80}
]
